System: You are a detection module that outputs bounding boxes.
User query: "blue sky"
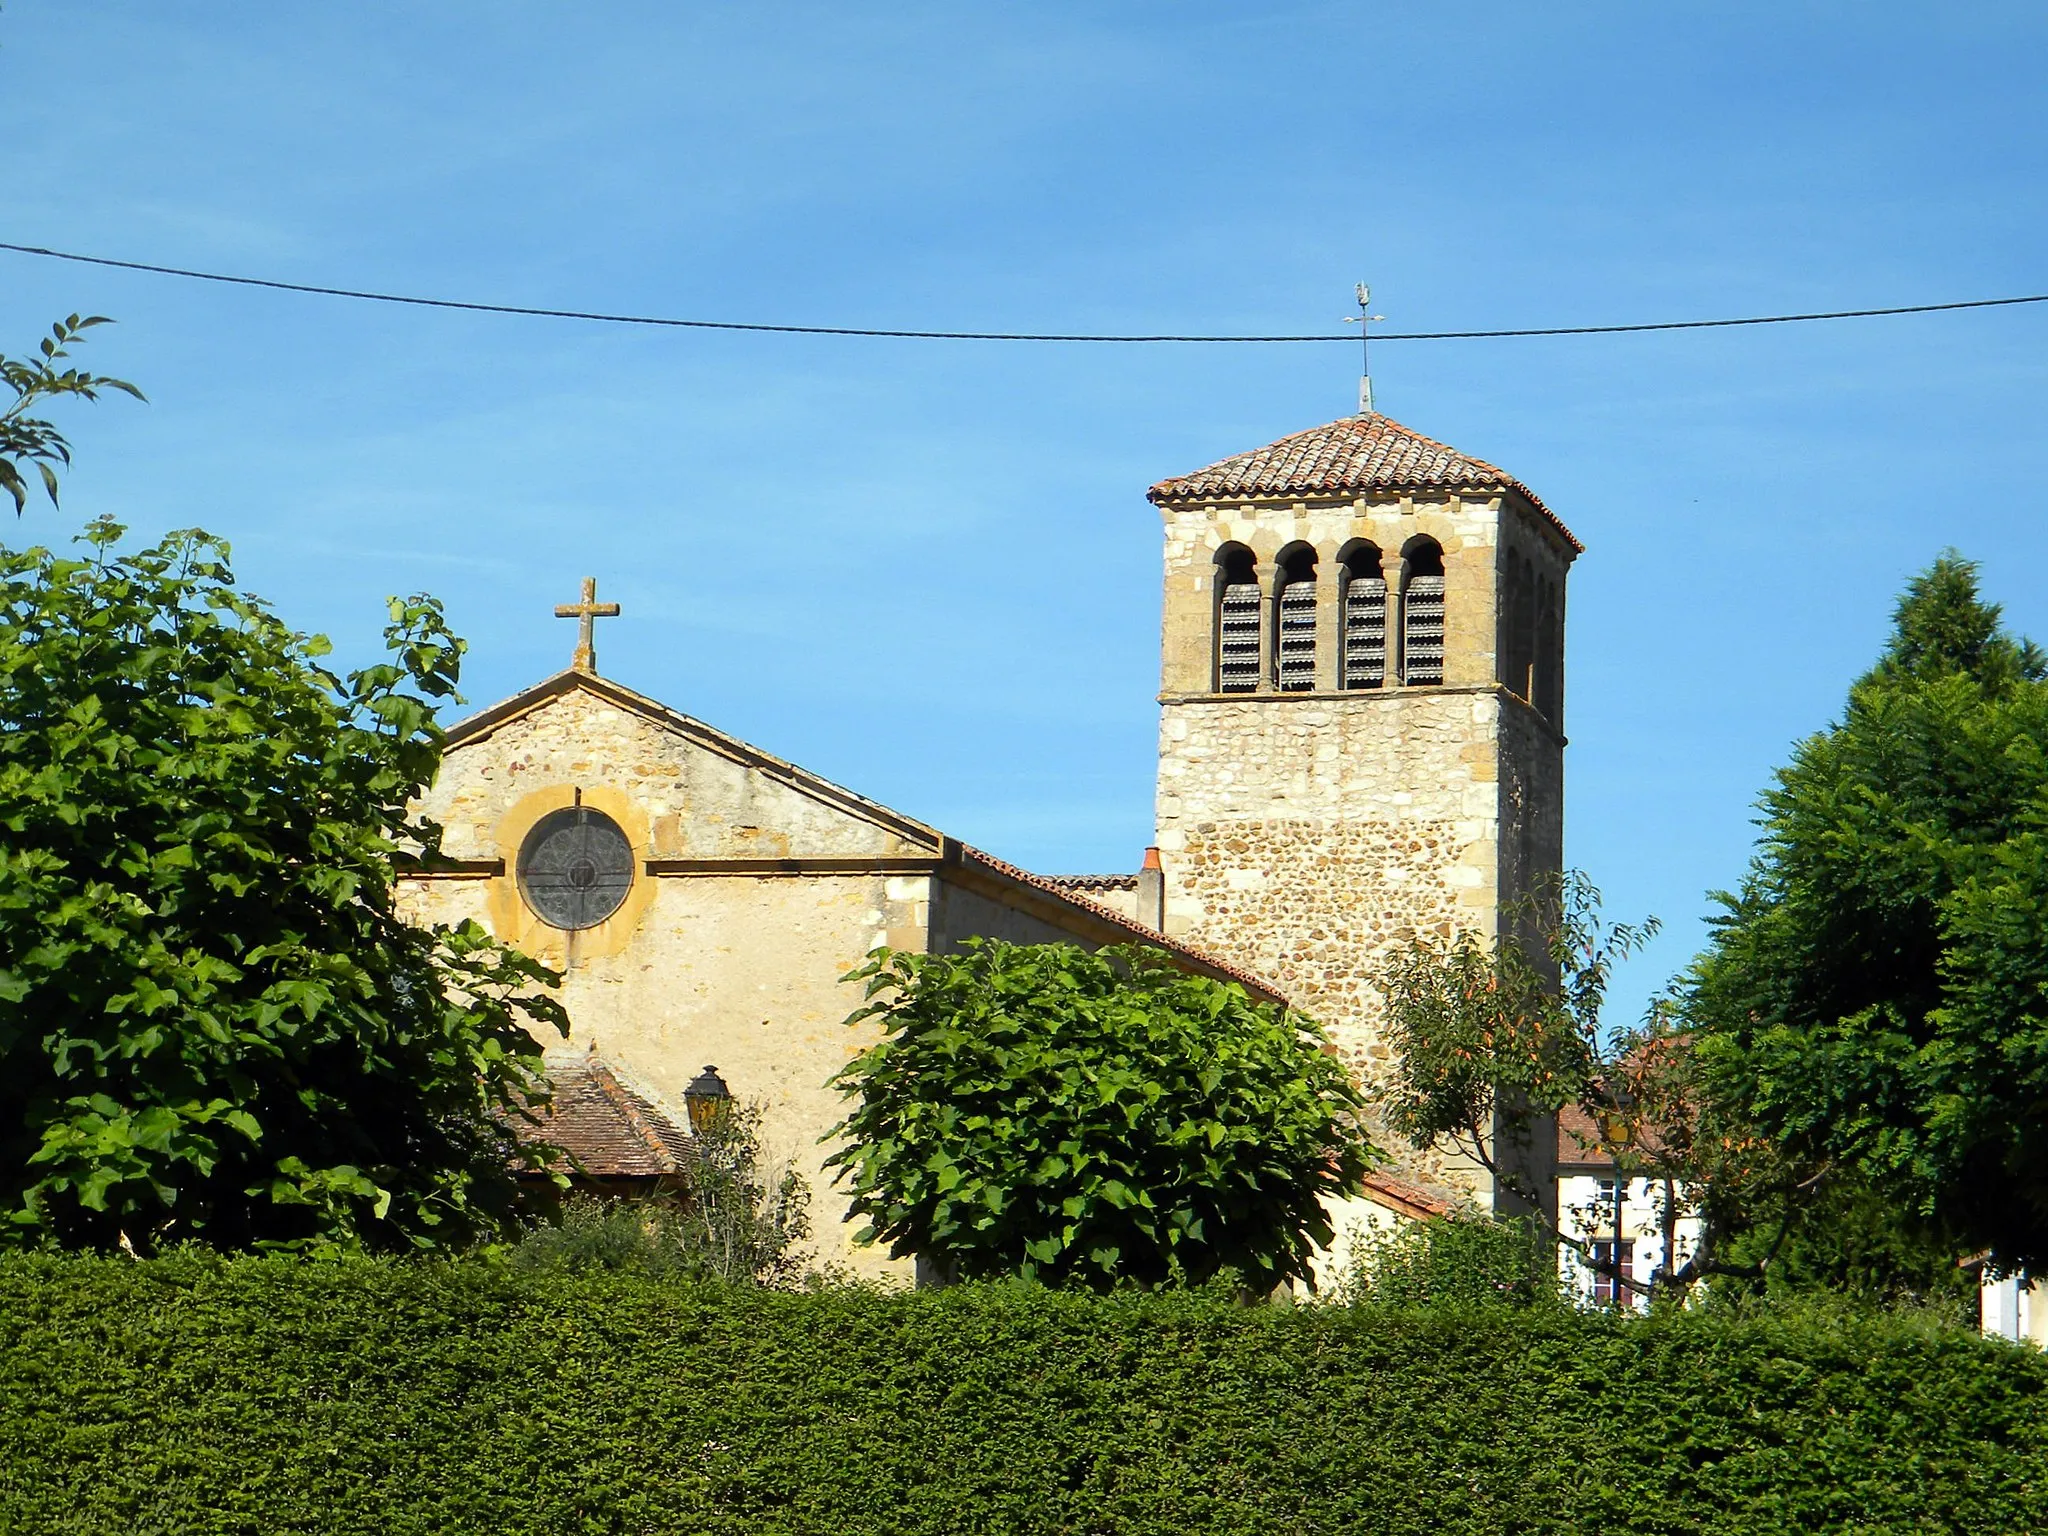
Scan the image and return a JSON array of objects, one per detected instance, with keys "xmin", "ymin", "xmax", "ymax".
[{"xmin": 5, "ymin": 2, "xmax": 2046, "ymax": 1025}]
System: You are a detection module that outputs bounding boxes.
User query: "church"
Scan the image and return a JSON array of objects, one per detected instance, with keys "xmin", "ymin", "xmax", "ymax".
[{"xmin": 396, "ymin": 408, "xmax": 1579, "ymax": 1277}]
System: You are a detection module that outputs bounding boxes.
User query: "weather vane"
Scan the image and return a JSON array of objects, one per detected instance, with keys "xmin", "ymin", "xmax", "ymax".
[{"xmin": 1345, "ymin": 282, "xmax": 1385, "ymax": 415}]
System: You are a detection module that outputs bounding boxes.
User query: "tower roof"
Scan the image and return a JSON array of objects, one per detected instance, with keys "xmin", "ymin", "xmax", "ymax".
[{"xmin": 1148, "ymin": 412, "xmax": 1581, "ymax": 552}]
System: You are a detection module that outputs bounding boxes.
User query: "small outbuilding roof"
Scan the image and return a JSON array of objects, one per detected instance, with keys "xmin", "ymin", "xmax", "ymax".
[
  {"xmin": 1148, "ymin": 412, "xmax": 1581, "ymax": 554},
  {"xmin": 1357, "ymin": 1169, "xmax": 1457, "ymax": 1222},
  {"xmin": 515, "ymin": 1049, "xmax": 696, "ymax": 1180}
]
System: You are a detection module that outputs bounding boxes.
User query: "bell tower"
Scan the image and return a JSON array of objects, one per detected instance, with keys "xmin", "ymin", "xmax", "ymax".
[{"xmin": 1148, "ymin": 411, "xmax": 1580, "ymax": 1207}]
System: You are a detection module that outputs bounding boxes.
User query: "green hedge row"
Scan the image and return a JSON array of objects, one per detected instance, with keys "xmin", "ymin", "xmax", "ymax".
[{"xmin": 2, "ymin": 1254, "xmax": 2044, "ymax": 1535}]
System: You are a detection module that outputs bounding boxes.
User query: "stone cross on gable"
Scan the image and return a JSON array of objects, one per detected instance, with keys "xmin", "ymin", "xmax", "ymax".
[{"xmin": 555, "ymin": 577, "xmax": 620, "ymax": 674}]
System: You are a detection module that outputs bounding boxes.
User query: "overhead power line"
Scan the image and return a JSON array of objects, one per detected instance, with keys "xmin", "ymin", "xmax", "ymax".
[{"xmin": 5, "ymin": 239, "xmax": 2047, "ymax": 344}]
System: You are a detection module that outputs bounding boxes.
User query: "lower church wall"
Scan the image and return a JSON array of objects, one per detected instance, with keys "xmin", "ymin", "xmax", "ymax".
[{"xmin": 399, "ymin": 871, "xmax": 929, "ymax": 1281}]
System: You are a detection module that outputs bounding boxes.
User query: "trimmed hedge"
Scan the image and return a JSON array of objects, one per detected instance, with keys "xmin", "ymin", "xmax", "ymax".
[{"xmin": 2, "ymin": 1255, "xmax": 2045, "ymax": 1535}]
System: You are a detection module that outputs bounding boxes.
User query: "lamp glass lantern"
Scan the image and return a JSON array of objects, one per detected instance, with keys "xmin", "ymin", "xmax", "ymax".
[
  {"xmin": 1598, "ymin": 1082, "xmax": 1640, "ymax": 1149},
  {"xmin": 684, "ymin": 1064, "xmax": 732, "ymax": 1136}
]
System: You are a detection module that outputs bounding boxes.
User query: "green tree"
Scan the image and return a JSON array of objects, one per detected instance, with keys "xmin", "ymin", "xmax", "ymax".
[
  {"xmin": 1375, "ymin": 874, "xmax": 1689, "ymax": 1300},
  {"xmin": 1, "ymin": 316, "xmax": 142, "ymax": 514},
  {"xmin": 825, "ymin": 940, "xmax": 1374, "ymax": 1291},
  {"xmin": 1686, "ymin": 553, "xmax": 2048, "ymax": 1280},
  {"xmin": 0, "ymin": 520, "xmax": 568, "ymax": 1255}
]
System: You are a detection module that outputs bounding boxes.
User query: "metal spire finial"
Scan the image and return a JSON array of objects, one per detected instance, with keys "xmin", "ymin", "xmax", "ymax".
[{"xmin": 1344, "ymin": 282, "xmax": 1386, "ymax": 415}]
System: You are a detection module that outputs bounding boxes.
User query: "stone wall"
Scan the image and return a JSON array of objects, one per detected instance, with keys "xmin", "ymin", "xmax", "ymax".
[
  {"xmin": 930, "ymin": 874, "xmax": 1123, "ymax": 952},
  {"xmin": 1155, "ymin": 491, "xmax": 1506, "ymax": 698},
  {"xmin": 402, "ymin": 866, "xmax": 922, "ymax": 1278},
  {"xmin": 1155, "ymin": 690, "xmax": 1511, "ymax": 1202},
  {"xmin": 417, "ymin": 684, "xmax": 929, "ymax": 868}
]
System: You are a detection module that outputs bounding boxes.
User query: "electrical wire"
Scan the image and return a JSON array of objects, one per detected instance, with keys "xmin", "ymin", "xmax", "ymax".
[{"xmin": 6, "ymin": 239, "xmax": 2047, "ymax": 344}]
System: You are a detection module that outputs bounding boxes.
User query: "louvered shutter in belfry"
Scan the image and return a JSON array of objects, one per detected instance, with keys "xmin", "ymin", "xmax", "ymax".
[
  {"xmin": 1217, "ymin": 582, "xmax": 1262, "ymax": 691},
  {"xmin": 1403, "ymin": 575, "xmax": 1445, "ymax": 685},
  {"xmin": 1343, "ymin": 576, "xmax": 1387, "ymax": 688},
  {"xmin": 1276, "ymin": 581, "xmax": 1317, "ymax": 691}
]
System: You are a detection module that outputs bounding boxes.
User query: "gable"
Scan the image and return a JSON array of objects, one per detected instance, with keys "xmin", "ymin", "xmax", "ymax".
[
  {"xmin": 410, "ymin": 669, "xmax": 1287, "ymax": 1006},
  {"xmin": 421, "ymin": 670, "xmax": 939, "ymax": 864}
]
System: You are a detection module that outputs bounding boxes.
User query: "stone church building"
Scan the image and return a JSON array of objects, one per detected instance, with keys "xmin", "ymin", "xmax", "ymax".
[{"xmin": 397, "ymin": 409, "xmax": 1579, "ymax": 1277}]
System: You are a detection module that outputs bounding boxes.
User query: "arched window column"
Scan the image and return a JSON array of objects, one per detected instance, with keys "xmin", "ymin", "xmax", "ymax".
[
  {"xmin": 1338, "ymin": 540, "xmax": 1388, "ymax": 690},
  {"xmin": 1506, "ymin": 550, "xmax": 1536, "ymax": 702},
  {"xmin": 1536, "ymin": 577, "xmax": 1563, "ymax": 724},
  {"xmin": 1213, "ymin": 544, "xmax": 1262, "ymax": 693},
  {"xmin": 1401, "ymin": 538, "xmax": 1446, "ymax": 686},
  {"xmin": 1273, "ymin": 543, "xmax": 1318, "ymax": 692}
]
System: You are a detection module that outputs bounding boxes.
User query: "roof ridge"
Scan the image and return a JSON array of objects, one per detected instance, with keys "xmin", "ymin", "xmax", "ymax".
[
  {"xmin": 1147, "ymin": 411, "xmax": 1581, "ymax": 553},
  {"xmin": 959, "ymin": 843, "xmax": 1283, "ymax": 1003},
  {"xmin": 584, "ymin": 1054, "xmax": 685, "ymax": 1174}
]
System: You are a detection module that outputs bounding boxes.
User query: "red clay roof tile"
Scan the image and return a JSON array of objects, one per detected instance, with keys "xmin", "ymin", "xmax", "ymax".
[
  {"xmin": 1358, "ymin": 1170, "xmax": 1456, "ymax": 1221},
  {"xmin": 514, "ymin": 1051, "xmax": 695, "ymax": 1179},
  {"xmin": 1040, "ymin": 873, "xmax": 1141, "ymax": 892},
  {"xmin": 1148, "ymin": 412, "xmax": 1582, "ymax": 553}
]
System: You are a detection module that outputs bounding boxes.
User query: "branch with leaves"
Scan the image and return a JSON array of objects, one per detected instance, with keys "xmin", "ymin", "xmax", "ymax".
[
  {"xmin": 0, "ymin": 519, "xmax": 568, "ymax": 1255},
  {"xmin": 1, "ymin": 315, "xmax": 143, "ymax": 514},
  {"xmin": 1376, "ymin": 873, "xmax": 1703, "ymax": 1301},
  {"xmin": 827, "ymin": 940, "xmax": 1376, "ymax": 1292}
]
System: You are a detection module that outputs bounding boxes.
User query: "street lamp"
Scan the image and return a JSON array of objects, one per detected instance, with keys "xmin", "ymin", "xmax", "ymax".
[
  {"xmin": 1598, "ymin": 1086, "xmax": 1638, "ymax": 1311},
  {"xmin": 683, "ymin": 1065, "xmax": 732, "ymax": 1136}
]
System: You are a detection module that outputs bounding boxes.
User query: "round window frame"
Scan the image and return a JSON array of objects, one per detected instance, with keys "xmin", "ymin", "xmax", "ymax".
[{"xmin": 515, "ymin": 805, "xmax": 636, "ymax": 931}]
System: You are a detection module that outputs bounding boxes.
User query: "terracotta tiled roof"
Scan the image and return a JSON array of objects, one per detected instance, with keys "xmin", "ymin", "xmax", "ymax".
[
  {"xmin": 1358, "ymin": 1170, "xmax": 1456, "ymax": 1221},
  {"xmin": 515, "ymin": 1050, "xmax": 695, "ymax": 1180},
  {"xmin": 1556, "ymin": 1102, "xmax": 1675, "ymax": 1168},
  {"xmin": 1041, "ymin": 873, "xmax": 1140, "ymax": 892},
  {"xmin": 957, "ymin": 844, "xmax": 1284, "ymax": 1004},
  {"xmin": 1148, "ymin": 412, "xmax": 1582, "ymax": 553}
]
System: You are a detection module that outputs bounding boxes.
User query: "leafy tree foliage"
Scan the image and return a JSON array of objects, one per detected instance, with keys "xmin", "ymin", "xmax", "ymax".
[
  {"xmin": 1378, "ymin": 874, "xmax": 1656, "ymax": 1157},
  {"xmin": 1687, "ymin": 554, "xmax": 2048, "ymax": 1277},
  {"xmin": 0, "ymin": 520, "xmax": 567, "ymax": 1254},
  {"xmin": 1375, "ymin": 875, "xmax": 1687, "ymax": 1297},
  {"xmin": 1712, "ymin": 1176, "xmax": 1976, "ymax": 1316},
  {"xmin": 826, "ymin": 940, "xmax": 1374, "ymax": 1291},
  {"xmin": 0, "ymin": 316, "xmax": 141, "ymax": 514}
]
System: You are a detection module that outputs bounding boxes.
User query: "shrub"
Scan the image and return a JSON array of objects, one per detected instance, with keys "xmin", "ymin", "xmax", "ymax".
[
  {"xmin": 827, "ymin": 940, "xmax": 1373, "ymax": 1291},
  {"xmin": 3, "ymin": 1253, "xmax": 2045, "ymax": 1535},
  {"xmin": 507, "ymin": 1104, "xmax": 814, "ymax": 1286},
  {"xmin": 1341, "ymin": 1212, "xmax": 1560, "ymax": 1309}
]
